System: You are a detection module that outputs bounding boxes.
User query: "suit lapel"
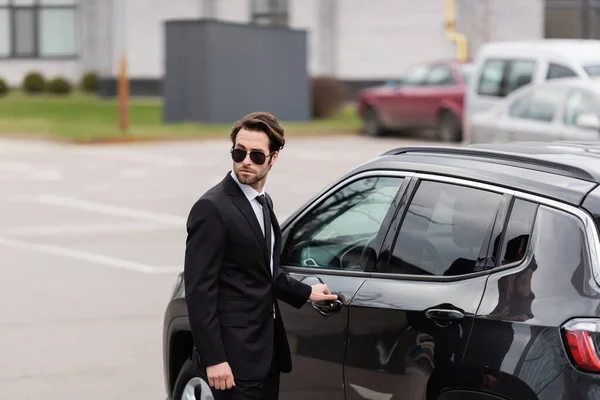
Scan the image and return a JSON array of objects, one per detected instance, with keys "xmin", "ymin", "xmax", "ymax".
[{"xmin": 224, "ymin": 174, "xmax": 271, "ymax": 276}]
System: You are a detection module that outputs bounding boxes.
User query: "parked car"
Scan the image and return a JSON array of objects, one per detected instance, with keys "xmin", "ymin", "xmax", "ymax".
[
  {"xmin": 164, "ymin": 141, "xmax": 600, "ymax": 400},
  {"xmin": 464, "ymin": 39, "xmax": 600, "ymax": 141},
  {"xmin": 467, "ymin": 78, "xmax": 600, "ymax": 143},
  {"xmin": 356, "ymin": 59, "xmax": 473, "ymax": 142}
]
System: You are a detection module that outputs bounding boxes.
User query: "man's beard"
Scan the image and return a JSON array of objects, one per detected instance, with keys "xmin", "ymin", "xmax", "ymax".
[{"xmin": 235, "ymin": 167, "xmax": 266, "ymax": 186}]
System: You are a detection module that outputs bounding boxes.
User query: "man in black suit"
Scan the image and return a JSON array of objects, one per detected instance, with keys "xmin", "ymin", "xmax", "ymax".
[{"xmin": 184, "ymin": 111, "xmax": 337, "ymax": 400}]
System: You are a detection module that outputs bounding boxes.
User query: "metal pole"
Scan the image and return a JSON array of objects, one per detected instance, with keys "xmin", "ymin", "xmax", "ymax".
[{"xmin": 118, "ymin": 0, "xmax": 129, "ymax": 132}]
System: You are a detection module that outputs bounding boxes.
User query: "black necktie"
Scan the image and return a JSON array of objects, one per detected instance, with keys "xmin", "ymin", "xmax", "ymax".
[{"xmin": 255, "ymin": 195, "xmax": 272, "ymax": 271}]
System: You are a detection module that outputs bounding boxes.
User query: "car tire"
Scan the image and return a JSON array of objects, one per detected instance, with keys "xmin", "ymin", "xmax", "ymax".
[
  {"xmin": 437, "ymin": 111, "xmax": 462, "ymax": 143},
  {"xmin": 363, "ymin": 106, "xmax": 385, "ymax": 137},
  {"xmin": 172, "ymin": 359, "xmax": 214, "ymax": 400}
]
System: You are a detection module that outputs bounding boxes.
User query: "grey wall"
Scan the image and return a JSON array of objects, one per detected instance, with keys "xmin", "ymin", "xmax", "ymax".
[{"xmin": 163, "ymin": 19, "xmax": 310, "ymax": 123}]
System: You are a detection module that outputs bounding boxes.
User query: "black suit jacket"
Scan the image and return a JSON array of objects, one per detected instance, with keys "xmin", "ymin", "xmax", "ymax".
[{"xmin": 184, "ymin": 173, "xmax": 312, "ymax": 381}]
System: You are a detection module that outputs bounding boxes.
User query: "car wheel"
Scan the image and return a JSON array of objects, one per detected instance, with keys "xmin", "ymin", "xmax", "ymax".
[
  {"xmin": 437, "ymin": 111, "xmax": 462, "ymax": 143},
  {"xmin": 172, "ymin": 359, "xmax": 214, "ymax": 400},
  {"xmin": 363, "ymin": 106, "xmax": 385, "ymax": 137}
]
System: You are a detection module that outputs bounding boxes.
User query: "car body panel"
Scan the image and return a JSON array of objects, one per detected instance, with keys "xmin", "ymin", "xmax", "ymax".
[{"xmin": 344, "ymin": 275, "xmax": 488, "ymax": 400}]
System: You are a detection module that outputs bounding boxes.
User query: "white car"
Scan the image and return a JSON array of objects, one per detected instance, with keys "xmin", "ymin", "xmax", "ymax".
[{"xmin": 467, "ymin": 78, "xmax": 600, "ymax": 144}]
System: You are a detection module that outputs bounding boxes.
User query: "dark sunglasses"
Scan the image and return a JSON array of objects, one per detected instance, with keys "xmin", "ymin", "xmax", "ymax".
[{"xmin": 231, "ymin": 148, "xmax": 275, "ymax": 165}]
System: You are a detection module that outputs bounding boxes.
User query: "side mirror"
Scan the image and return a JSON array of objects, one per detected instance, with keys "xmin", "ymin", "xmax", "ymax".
[{"xmin": 575, "ymin": 113, "xmax": 600, "ymax": 131}]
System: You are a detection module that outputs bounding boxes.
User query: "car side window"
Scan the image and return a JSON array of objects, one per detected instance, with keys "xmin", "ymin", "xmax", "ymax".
[
  {"xmin": 547, "ymin": 63, "xmax": 577, "ymax": 80},
  {"xmin": 384, "ymin": 181, "xmax": 503, "ymax": 277},
  {"xmin": 402, "ymin": 65, "xmax": 430, "ymax": 87},
  {"xmin": 509, "ymin": 87, "xmax": 563, "ymax": 122},
  {"xmin": 477, "ymin": 59, "xmax": 535, "ymax": 97},
  {"xmin": 477, "ymin": 59, "xmax": 507, "ymax": 96},
  {"xmin": 282, "ymin": 176, "xmax": 405, "ymax": 271},
  {"xmin": 493, "ymin": 199, "xmax": 538, "ymax": 268},
  {"xmin": 508, "ymin": 92, "xmax": 533, "ymax": 119},
  {"xmin": 563, "ymin": 89, "xmax": 600, "ymax": 126},
  {"xmin": 504, "ymin": 60, "xmax": 535, "ymax": 96},
  {"xmin": 426, "ymin": 65, "xmax": 455, "ymax": 86}
]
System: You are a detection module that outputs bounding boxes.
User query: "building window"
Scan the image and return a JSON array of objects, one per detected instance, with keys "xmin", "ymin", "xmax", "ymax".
[
  {"xmin": 250, "ymin": 0, "xmax": 288, "ymax": 27},
  {"xmin": 0, "ymin": 0, "xmax": 78, "ymax": 58}
]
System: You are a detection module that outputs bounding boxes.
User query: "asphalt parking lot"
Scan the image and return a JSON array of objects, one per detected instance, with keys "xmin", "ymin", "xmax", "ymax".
[{"xmin": 0, "ymin": 134, "xmax": 433, "ymax": 399}]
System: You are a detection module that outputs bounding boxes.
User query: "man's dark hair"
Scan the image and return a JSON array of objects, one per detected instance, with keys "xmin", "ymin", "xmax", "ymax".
[{"xmin": 230, "ymin": 112, "xmax": 285, "ymax": 153}]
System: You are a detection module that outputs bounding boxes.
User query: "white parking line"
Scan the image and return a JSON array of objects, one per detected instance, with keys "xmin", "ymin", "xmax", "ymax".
[
  {"xmin": 0, "ymin": 235, "xmax": 181, "ymax": 274},
  {"xmin": 37, "ymin": 195, "xmax": 187, "ymax": 226},
  {"xmin": 0, "ymin": 222, "xmax": 179, "ymax": 237}
]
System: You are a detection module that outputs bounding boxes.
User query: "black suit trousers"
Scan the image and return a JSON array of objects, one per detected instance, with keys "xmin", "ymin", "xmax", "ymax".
[{"xmin": 211, "ymin": 338, "xmax": 281, "ymax": 400}]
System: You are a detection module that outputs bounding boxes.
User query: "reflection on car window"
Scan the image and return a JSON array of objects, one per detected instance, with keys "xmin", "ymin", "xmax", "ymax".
[
  {"xmin": 384, "ymin": 181, "xmax": 502, "ymax": 276},
  {"xmin": 563, "ymin": 89, "xmax": 600, "ymax": 126},
  {"xmin": 496, "ymin": 199, "xmax": 537, "ymax": 268},
  {"xmin": 282, "ymin": 176, "xmax": 404, "ymax": 271}
]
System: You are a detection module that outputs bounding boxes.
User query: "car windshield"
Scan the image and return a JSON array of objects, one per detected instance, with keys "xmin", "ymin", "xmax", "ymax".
[
  {"xmin": 459, "ymin": 63, "xmax": 474, "ymax": 84},
  {"xmin": 584, "ymin": 64, "xmax": 600, "ymax": 77}
]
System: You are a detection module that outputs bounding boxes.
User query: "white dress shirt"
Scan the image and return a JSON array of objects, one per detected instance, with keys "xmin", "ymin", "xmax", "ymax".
[{"xmin": 230, "ymin": 171, "xmax": 275, "ymax": 275}]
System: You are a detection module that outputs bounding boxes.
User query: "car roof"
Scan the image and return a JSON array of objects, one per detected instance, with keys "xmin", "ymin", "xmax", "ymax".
[
  {"xmin": 477, "ymin": 39, "xmax": 600, "ymax": 65},
  {"xmin": 353, "ymin": 141, "xmax": 600, "ymax": 205}
]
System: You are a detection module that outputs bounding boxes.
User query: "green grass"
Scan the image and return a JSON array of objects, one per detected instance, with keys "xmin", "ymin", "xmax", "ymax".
[{"xmin": 0, "ymin": 91, "xmax": 361, "ymax": 143}]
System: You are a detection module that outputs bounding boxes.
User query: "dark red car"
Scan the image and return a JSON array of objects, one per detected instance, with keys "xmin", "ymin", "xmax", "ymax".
[{"xmin": 357, "ymin": 59, "xmax": 473, "ymax": 142}]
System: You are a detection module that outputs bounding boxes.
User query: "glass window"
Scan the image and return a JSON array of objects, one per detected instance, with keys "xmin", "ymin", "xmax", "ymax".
[
  {"xmin": 251, "ymin": 0, "xmax": 288, "ymax": 26},
  {"xmin": 527, "ymin": 88, "xmax": 564, "ymax": 122},
  {"xmin": 1, "ymin": 0, "xmax": 78, "ymax": 58},
  {"xmin": 505, "ymin": 60, "xmax": 535, "ymax": 95},
  {"xmin": 510, "ymin": 87, "xmax": 564, "ymax": 122},
  {"xmin": 14, "ymin": 8, "xmax": 35, "ymax": 56},
  {"xmin": 282, "ymin": 176, "xmax": 404, "ymax": 271},
  {"xmin": 497, "ymin": 199, "xmax": 538, "ymax": 267},
  {"xmin": 563, "ymin": 89, "xmax": 600, "ymax": 125},
  {"xmin": 39, "ymin": 8, "xmax": 77, "ymax": 56},
  {"xmin": 385, "ymin": 181, "xmax": 503, "ymax": 277},
  {"xmin": 584, "ymin": 64, "xmax": 600, "ymax": 77},
  {"xmin": 477, "ymin": 59, "xmax": 507, "ymax": 96},
  {"xmin": 508, "ymin": 92, "xmax": 533, "ymax": 119},
  {"xmin": 547, "ymin": 63, "xmax": 578, "ymax": 80},
  {"xmin": 426, "ymin": 65, "xmax": 455, "ymax": 86},
  {"xmin": 402, "ymin": 65, "xmax": 430, "ymax": 87},
  {"xmin": 459, "ymin": 63, "xmax": 474, "ymax": 84},
  {"xmin": 0, "ymin": 9, "xmax": 9, "ymax": 57}
]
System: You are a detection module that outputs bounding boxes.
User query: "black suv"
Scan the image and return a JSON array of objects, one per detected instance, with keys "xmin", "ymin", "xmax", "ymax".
[{"xmin": 163, "ymin": 141, "xmax": 600, "ymax": 400}]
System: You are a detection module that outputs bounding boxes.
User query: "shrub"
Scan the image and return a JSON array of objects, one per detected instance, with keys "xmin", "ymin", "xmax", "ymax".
[
  {"xmin": 311, "ymin": 76, "xmax": 348, "ymax": 119},
  {"xmin": 80, "ymin": 71, "xmax": 98, "ymax": 93},
  {"xmin": 0, "ymin": 77, "xmax": 7, "ymax": 96},
  {"xmin": 47, "ymin": 77, "xmax": 73, "ymax": 95},
  {"xmin": 22, "ymin": 72, "xmax": 46, "ymax": 93}
]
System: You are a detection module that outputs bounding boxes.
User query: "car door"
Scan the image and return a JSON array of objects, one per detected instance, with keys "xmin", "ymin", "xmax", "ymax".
[
  {"xmin": 277, "ymin": 172, "xmax": 412, "ymax": 400},
  {"xmin": 344, "ymin": 175, "xmax": 512, "ymax": 400},
  {"xmin": 559, "ymin": 87, "xmax": 600, "ymax": 141},
  {"xmin": 418, "ymin": 64, "xmax": 463, "ymax": 126}
]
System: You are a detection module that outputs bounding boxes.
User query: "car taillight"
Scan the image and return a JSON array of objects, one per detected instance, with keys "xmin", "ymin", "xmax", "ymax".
[{"xmin": 562, "ymin": 318, "xmax": 600, "ymax": 372}]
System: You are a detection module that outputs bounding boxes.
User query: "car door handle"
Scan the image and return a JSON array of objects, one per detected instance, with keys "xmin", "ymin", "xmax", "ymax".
[
  {"xmin": 311, "ymin": 299, "xmax": 343, "ymax": 315},
  {"xmin": 425, "ymin": 308, "xmax": 464, "ymax": 326}
]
